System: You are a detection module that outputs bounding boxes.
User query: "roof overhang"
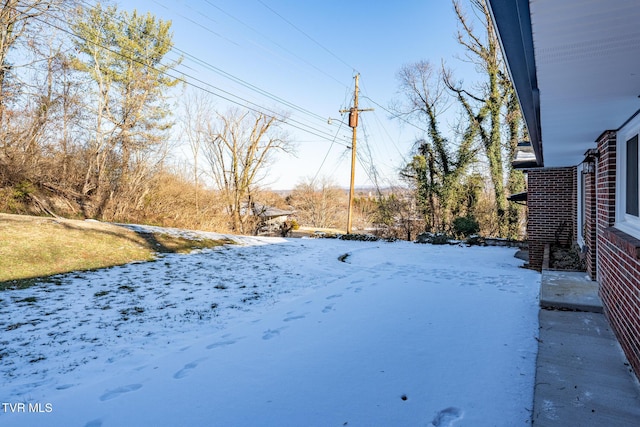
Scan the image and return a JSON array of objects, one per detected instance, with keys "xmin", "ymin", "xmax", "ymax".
[
  {"xmin": 512, "ymin": 141, "xmax": 537, "ymax": 169},
  {"xmin": 486, "ymin": 0, "xmax": 542, "ymax": 167},
  {"xmin": 507, "ymin": 191, "xmax": 527, "ymax": 203},
  {"xmin": 487, "ymin": 0, "xmax": 640, "ymax": 168}
]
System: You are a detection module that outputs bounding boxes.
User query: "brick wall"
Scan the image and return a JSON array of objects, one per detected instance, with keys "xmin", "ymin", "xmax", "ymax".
[
  {"xmin": 595, "ymin": 131, "xmax": 640, "ymax": 378},
  {"xmin": 527, "ymin": 167, "xmax": 577, "ymax": 270}
]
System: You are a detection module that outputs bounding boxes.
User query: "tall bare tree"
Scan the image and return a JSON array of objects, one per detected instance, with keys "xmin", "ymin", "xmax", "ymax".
[
  {"xmin": 204, "ymin": 108, "xmax": 292, "ymax": 233},
  {"xmin": 0, "ymin": 0, "xmax": 71, "ymax": 188},
  {"xmin": 181, "ymin": 89, "xmax": 215, "ymax": 212},
  {"xmin": 0, "ymin": 1, "xmax": 61, "ymax": 123}
]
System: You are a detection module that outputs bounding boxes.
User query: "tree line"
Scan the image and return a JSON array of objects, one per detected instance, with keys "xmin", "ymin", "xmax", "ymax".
[{"xmin": 0, "ymin": 0, "xmax": 525, "ymax": 239}]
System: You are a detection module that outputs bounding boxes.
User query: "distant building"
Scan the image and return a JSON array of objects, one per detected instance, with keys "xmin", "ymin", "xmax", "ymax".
[{"xmin": 242, "ymin": 202, "xmax": 294, "ymax": 234}]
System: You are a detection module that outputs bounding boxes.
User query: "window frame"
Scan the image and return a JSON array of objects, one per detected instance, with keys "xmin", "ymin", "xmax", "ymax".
[{"xmin": 615, "ymin": 114, "xmax": 640, "ymax": 238}]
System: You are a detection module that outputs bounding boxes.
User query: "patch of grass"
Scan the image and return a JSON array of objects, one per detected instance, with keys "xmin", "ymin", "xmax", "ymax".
[
  {"xmin": 0, "ymin": 213, "xmax": 232, "ymax": 289},
  {"xmin": 6, "ymin": 322, "xmax": 26, "ymax": 331},
  {"xmin": 151, "ymin": 234, "xmax": 232, "ymax": 254},
  {"xmin": 29, "ymin": 355, "xmax": 46, "ymax": 363},
  {"xmin": 119, "ymin": 306, "xmax": 145, "ymax": 320},
  {"xmin": 241, "ymin": 292, "xmax": 260, "ymax": 303},
  {"xmin": 0, "ymin": 213, "xmax": 154, "ymax": 288}
]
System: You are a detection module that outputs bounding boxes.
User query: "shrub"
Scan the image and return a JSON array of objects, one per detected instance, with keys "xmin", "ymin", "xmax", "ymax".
[
  {"xmin": 429, "ymin": 233, "xmax": 451, "ymax": 245},
  {"xmin": 415, "ymin": 232, "xmax": 451, "ymax": 245},
  {"xmin": 452, "ymin": 216, "xmax": 480, "ymax": 238},
  {"xmin": 13, "ymin": 181, "xmax": 36, "ymax": 201}
]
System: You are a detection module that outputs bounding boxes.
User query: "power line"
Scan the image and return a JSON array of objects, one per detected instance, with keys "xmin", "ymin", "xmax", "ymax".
[
  {"xmin": 24, "ymin": 1, "xmax": 353, "ymax": 147},
  {"xmin": 24, "ymin": 9, "xmax": 351, "ymax": 147},
  {"xmin": 256, "ymin": 0, "xmax": 356, "ymax": 73},
  {"xmin": 361, "ymin": 95, "xmax": 430, "ymax": 135},
  {"xmin": 83, "ymin": 0, "xmax": 346, "ymax": 133},
  {"xmin": 358, "ymin": 117, "xmax": 394, "ymax": 190},
  {"xmin": 311, "ymin": 115, "xmax": 346, "ymax": 185},
  {"xmin": 172, "ymin": 45, "xmax": 332, "ymax": 125},
  {"xmin": 357, "ymin": 81, "xmax": 409, "ymax": 161},
  {"xmin": 150, "ymin": 0, "xmax": 240, "ymax": 47},
  {"xmin": 201, "ymin": 0, "xmax": 350, "ymax": 88}
]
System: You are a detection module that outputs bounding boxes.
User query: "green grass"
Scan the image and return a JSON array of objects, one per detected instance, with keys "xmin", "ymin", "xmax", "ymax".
[{"xmin": 0, "ymin": 213, "xmax": 231, "ymax": 290}]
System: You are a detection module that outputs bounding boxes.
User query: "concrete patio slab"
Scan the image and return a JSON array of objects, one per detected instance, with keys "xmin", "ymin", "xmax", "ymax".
[
  {"xmin": 534, "ymin": 310, "xmax": 640, "ymax": 426},
  {"xmin": 534, "ymin": 269, "xmax": 640, "ymax": 426},
  {"xmin": 539, "ymin": 270, "xmax": 603, "ymax": 313}
]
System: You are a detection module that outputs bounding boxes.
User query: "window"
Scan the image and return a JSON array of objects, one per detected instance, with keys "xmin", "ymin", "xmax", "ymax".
[
  {"xmin": 626, "ymin": 135, "xmax": 639, "ymax": 216},
  {"xmin": 616, "ymin": 114, "xmax": 640, "ymax": 238}
]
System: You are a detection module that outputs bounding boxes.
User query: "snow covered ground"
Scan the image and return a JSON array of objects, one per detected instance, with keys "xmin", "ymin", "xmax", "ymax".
[{"xmin": 1, "ymin": 225, "xmax": 540, "ymax": 426}]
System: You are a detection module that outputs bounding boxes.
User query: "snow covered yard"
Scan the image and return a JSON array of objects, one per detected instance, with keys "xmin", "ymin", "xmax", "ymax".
[{"xmin": 1, "ymin": 227, "xmax": 540, "ymax": 426}]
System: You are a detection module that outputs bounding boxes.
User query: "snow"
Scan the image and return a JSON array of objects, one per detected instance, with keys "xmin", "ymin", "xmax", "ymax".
[{"xmin": 1, "ymin": 225, "xmax": 541, "ymax": 426}]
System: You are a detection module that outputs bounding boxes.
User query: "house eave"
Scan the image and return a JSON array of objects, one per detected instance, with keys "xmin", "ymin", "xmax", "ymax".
[{"xmin": 486, "ymin": 0, "xmax": 543, "ymax": 167}]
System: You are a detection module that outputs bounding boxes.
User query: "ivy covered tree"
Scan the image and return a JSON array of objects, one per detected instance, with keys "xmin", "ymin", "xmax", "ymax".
[
  {"xmin": 394, "ymin": 60, "xmax": 477, "ymax": 233},
  {"xmin": 444, "ymin": 0, "xmax": 525, "ymax": 238}
]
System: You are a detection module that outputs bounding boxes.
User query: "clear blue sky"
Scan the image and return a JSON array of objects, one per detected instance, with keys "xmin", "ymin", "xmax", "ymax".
[{"xmin": 114, "ymin": 0, "xmax": 481, "ymax": 190}]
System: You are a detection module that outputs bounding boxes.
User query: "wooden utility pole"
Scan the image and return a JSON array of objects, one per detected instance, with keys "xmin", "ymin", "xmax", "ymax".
[{"xmin": 340, "ymin": 73, "xmax": 373, "ymax": 234}]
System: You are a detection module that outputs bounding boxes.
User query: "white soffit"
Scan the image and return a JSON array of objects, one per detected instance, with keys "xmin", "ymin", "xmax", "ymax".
[{"xmin": 530, "ymin": 0, "xmax": 640, "ymax": 166}]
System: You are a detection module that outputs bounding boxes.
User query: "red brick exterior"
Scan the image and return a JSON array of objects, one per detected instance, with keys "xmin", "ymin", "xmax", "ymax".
[
  {"xmin": 594, "ymin": 131, "xmax": 640, "ymax": 379},
  {"xmin": 527, "ymin": 167, "xmax": 577, "ymax": 270},
  {"xmin": 519, "ymin": 129, "xmax": 640, "ymax": 378},
  {"xmin": 583, "ymin": 166, "xmax": 597, "ymax": 277}
]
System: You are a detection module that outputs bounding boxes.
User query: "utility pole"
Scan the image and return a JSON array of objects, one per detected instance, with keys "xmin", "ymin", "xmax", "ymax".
[{"xmin": 340, "ymin": 73, "xmax": 373, "ymax": 234}]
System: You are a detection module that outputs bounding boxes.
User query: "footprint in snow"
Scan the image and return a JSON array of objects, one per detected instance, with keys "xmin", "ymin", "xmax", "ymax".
[
  {"xmin": 206, "ymin": 339, "xmax": 237, "ymax": 350},
  {"xmin": 430, "ymin": 407, "xmax": 464, "ymax": 427},
  {"xmin": 56, "ymin": 383, "xmax": 74, "ymax": 390},
  {"xmin": 173, "ymin": 359, "xmax": 205, "ymax": 379},
  {"xmin": 283, "ymin": 314, "xmax": 306, "ymax": 322},
  {"xmin": 84, "ymin": 419, "xmax": 103, "ymax": 427},
  {"xmin": 326, "ymin": 294, "xmax": 342, "ymax": 300},
  {"xmin": 322, "ymin": 304, "xmax": 335, "ymax": 313},
  {"xmin": 99, "ymin": 383, "xmax": 142, "ymax": 401},
  {"xmin": 262, "ymin": 327, "xmax": 286, "ymax": 340}
]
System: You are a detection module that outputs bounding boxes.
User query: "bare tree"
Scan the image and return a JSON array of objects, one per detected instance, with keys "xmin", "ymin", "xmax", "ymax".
[
  {"xmin": 181, "ymin": 89, "xmax": 215, "ymax": 212},
  {"xmin": 0, "ymin": 1, "xmax": 64, "ymax": 123},
  {"xmin": 0, "ymin": 0, "xmax": 73, "ymax": 188},
  {"xmin": 288, "ymin": 177, "xmax": 347, "ymax": 229},
  {"xmin": 204, "ymin": 108, "xmax": 292, "ymax": 233},
  {"xmin": 373, "ymin": 186, "xmax": 424, "ymax": 241}
]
